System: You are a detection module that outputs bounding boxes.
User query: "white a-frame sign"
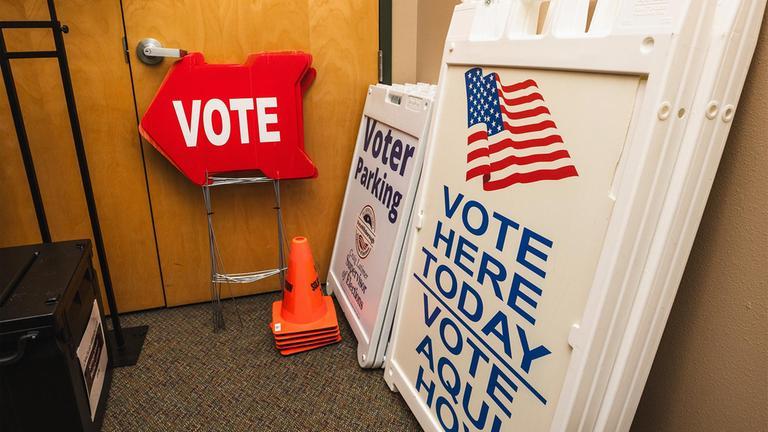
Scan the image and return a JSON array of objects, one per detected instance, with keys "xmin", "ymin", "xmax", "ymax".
[
  {"xmin": 328, "ymin": 84, "xmax": 436, "ymax": 367},
  {"xmin": 384, "ymin": 1, "xmax": 765, "ymax": 431}
]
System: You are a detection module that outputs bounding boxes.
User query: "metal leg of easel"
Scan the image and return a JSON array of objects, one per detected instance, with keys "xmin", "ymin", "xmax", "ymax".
[
  {"xmin": 273, "ymin": 179, "xmax": 286, "ymax": 291},
  {"xmin": 203, "ymin": 185, "xmax": 225, "ymax": 332},
  {"xmin": 200, "ymin": 176, "xmax": 286, "ymax": 332}
]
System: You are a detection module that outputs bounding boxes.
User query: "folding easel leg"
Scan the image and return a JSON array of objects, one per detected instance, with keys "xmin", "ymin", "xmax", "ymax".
[
  {"xmin": 273, "ymin": 179, "xmax": 286, "ymax": 291},
  {"xmin": 203, "ymin": 185, "xmax": 225, "ymax": 332}
]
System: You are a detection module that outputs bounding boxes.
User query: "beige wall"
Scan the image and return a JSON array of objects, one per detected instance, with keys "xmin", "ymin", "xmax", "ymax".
[
  {"xmin": 392, "ymin": 0, "xmax": 418, "ymax": 83},
  {"xmin": 392, "ymin": 0, "xmax": 460, "ymax": 84},
  {"xmin": 393, "ymin": 3, "xmax": 767, "ymax": 430},
  {"xmin": 416, "ymin": 0, "xmax": 461, "ymax": 83}
]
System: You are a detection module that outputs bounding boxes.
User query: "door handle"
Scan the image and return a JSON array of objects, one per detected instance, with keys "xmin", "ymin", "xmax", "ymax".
[{"xmin": 136, "ymin": 38, "xmax": 187, "ymax": 65}]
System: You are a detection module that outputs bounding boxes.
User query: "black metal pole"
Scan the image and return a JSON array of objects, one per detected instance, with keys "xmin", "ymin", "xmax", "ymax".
[
  {"xmin": 46, "ymin": 1, "xmax": 148, "ymax": 368},
  {"xmin": 0, "ymin": 30, "xmax": 51, "ymax": 243},
  {"xmin": 46, "ymin": 0, "xmax": 127, "ymax": 350}
]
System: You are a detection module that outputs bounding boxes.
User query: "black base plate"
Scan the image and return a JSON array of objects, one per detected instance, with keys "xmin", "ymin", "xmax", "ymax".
[{"xmin": 107, "ymin": 325, "xmax": 148, "ymax": 368}]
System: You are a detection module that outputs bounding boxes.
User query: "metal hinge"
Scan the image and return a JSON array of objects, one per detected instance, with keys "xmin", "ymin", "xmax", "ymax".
[
  {"xmin": 415, "ymin": 209, "xmax": 425, "ymax": 230},
  {"xmin": 121, "ymin": 36, "xmax": 129, "ymax": 63},
  {"xmin": 378, "ymin": 49, "xmax": 383, "ymax": 83}
]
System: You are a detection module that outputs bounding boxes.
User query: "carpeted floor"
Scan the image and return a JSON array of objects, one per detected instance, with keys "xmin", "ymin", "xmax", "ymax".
[{"xmin": 102, "ymin": 292, "xmax": 420, "ymax": 431}]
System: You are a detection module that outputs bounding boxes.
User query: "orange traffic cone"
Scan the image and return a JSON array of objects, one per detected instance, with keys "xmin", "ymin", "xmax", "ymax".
[{"xmin": 270, "ymin": 236, "xmax": 341, "ymax": 355}]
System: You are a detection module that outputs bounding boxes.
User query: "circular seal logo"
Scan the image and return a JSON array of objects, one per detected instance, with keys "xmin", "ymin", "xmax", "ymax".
[{"xmin": 355, "ymin": 205, "xmax": 376, "ymax": 259}]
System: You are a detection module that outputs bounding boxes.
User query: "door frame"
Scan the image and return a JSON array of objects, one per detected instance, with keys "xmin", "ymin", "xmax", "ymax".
[{"xmin": 379, "ymin": 0, "xmax": 392, "ymax": 84}]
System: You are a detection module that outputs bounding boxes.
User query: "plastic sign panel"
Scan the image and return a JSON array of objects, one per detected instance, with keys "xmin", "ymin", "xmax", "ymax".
[
  {"xmin": 140, "ymin": 52, "xmax": 317, "ymax": 185},
  {"xmin": 385, "ymin": 0, "xmax": 765, "ymax": 431},
  {"xmin": 388, "ymin": 65, "xmax": 638, "ymax": 431},
  {"xmin": 328, "ymin": 84, "xmax": 435, "ymax": 368}
]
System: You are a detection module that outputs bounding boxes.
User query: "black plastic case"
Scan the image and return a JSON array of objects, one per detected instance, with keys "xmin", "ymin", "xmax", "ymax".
[{"xmin": 0, "ymin": 240, "xmax": 111, "ymax": 432}]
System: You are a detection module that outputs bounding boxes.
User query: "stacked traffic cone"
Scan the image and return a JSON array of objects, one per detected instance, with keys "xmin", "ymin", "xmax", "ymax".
[{"xmin": 270, "ymin": 236, "xmax": 341, "ymax": 355}]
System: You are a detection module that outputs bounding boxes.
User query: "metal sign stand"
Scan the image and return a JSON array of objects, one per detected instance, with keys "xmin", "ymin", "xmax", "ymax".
[
  {"xmin": 0, "ymin": 0, "xmax": 146, "ymax": 367},
  {"xmin": 202, "ymin": 175, "xmax": 286, "ymax": 332}
]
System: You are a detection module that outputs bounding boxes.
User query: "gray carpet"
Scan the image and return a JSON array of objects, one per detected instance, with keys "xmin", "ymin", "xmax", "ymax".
[{"xmin": 102, "ymin": 293, "xmax": 420, "ymax": 431}]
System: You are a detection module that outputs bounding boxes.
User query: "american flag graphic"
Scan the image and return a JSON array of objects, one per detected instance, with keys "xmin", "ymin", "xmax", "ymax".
[{"xmin": 465, "ymin": 67, "xmax": 578, "ymax": 191}]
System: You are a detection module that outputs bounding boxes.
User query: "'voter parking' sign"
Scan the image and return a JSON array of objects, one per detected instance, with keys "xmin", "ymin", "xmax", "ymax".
[{"xmin": 328, "ymin": 84, "xmax": 435, "ymax": 368}]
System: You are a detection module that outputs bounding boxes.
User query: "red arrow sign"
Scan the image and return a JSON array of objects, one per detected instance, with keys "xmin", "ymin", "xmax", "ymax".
[{"xmin": 139, "ymin": 52, "xmax": 318, "ymax": 186}]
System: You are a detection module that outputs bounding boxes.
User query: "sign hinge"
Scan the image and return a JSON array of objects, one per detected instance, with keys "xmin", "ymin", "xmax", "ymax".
[
  {"xmin": 568, "ymin": 323, "xmax": 581, "ymax": 350},
  {"xmin": 415, "ymin": 209, "xmax": 425, "ymax": 230},
  {"xmin": 378, "ymin": 49, "xmax": 384, "ymax": 83},
  {"xmin": 121, "ymin": 36, "xmax": 129, "ymax": 64}
]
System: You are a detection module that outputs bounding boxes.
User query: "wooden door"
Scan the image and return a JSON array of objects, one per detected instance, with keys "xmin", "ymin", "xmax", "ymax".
[
  {"xmin": 122, "ymin": 1, "xmax": 378, "ymax": 306},
  {"xmin": 0, "ymin": 0, "xmax": 165, "ymax": 312}
]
